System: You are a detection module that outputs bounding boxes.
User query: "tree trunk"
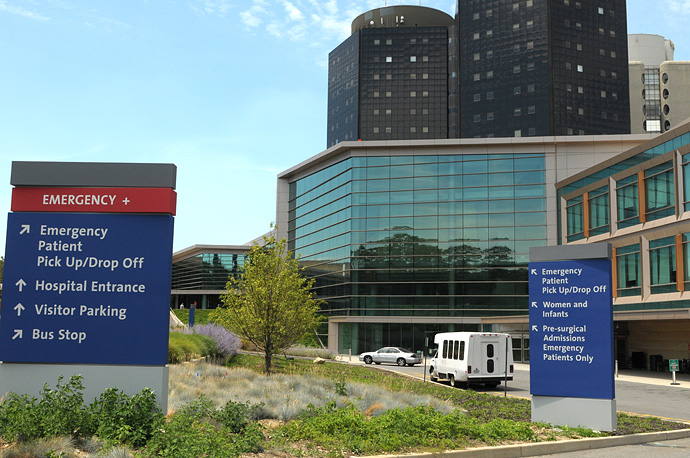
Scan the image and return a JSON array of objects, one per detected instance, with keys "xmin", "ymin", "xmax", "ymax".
[{"xmin": 265, "ymin": 351, "xmax": 272, "ymax": 376}]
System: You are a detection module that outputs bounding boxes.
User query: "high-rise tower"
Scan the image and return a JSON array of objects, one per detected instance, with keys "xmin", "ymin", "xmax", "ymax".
[
  {"xmin": 327, "ymin": 6, "xmax": 456, "ymax": 147},
  {"xmin": 458, "ymin": 0, "xmax": 630, "ymax": 137}
]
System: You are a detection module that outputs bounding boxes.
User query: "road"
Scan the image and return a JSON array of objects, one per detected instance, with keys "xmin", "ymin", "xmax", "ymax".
[{"xmin": 351, "ymin": 359, "xmax": 690, "ymax": 423}]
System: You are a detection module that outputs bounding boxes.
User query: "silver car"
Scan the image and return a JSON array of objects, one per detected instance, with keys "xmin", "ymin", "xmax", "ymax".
[{"xmin": 359, "ymin": 347, "xmax": 422, "ymax": 366}]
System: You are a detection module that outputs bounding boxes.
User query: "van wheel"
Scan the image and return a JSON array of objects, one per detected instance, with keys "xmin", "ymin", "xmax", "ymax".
[
  {"xmin": 448, "ymin": 374, "xmax": 457, "ymax": 388},
  {"xmin": 429, "ymin": 367, "xmax": 437, "ymax": 382},
  {"xmin": 363, "ymin": 356, "xmax": 373, "ymax": 364},
  {"xmin": 397, "ymin": 358, "xmax": 406, "ymax": 366}
]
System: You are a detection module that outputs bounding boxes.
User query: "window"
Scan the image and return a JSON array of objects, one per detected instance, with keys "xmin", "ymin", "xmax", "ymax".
[
  {"xmin": 514, "ymin": 108, "xmax": 521, "ymax": 116},
  {"xmin": 616, "ymin": 174, "xmax": 639, "ymax": 228},
  {"xmin": 410, "ymin": 108, "xmax": 416, "ymax": 115},
  {"xmin": 588, "ymin": 186, "xmax": 609, "ymax": 236},
  {"xmin": 410, "ymin": 73, "xmax": 416, "ymax": 79},
  {"xmin": 373, "ymin": 74, "xmax": 380, "ymax": 80},
  {"xmin": 373, "ymin": 109, "xmax": 380, "ymax": 115},
  {"xmin": 486, "ymin": 50, "xmax": 493, "ymax": 59},
  {"xmin": 578, "ymin": 86, "xmax": 584, "ymax": 94},
  {"xmin": 473, "ymin": 32, "xmax": 480, "ymax": 40},
  {"xmin": 373, "ymin": 127, "xmax": 380, "ymax": 133},
  {"xmin": 577, "ymin": 43, "xmax": 582, "ymax": 51},
  {"xmin": 610, "ymin": 30, "xmax": 616, "ymax": 37},
  {"xmin": 565, "ymin": 62, "xmax": 572, "ymax": 70},
  {"xmin": 386, "ymin": 74, "xmax": 392, "ymax": 80},
  {"xmin": 386, "ymin": 56, "xmax": 392, "ymax": 63},
  {"xmin": 373, "ymin": 91, "xmax": 380, "ymax": 98},
  {"xmin": 528, "ymin": 105, "xmax": 535, "ymax": 114},
  {"xmin": 527, "ymin": 0, "xmax": 533, "ymax": 5},
  {"xmin": 487, "ymin": 112, "xmax": 494, "ymax": 120},
  {"xmin": 513, "ymin": 23, "xmax": 520, "ymax": 30},
  {"xmin": 527, "ymin": 41, "xmax": 534, "ymax": 50},
  {"xmin": 423, "ymin": 56, "xmax": 428, "ymax": 62},
  {"xmin": 422, "ymin": 73, "xmax": 428, "ymax": 79},
  {"xmin": 514, "ymin": 86, "xmax": 521, "ymax": 95},
  {"xmin": 410, "ymin": 56, "xmax": 417, "ymax": 62},
  {"xmin": 513, "ymin": 3, "xmax": 519, "ymax": 10},
  {"xmin": 486, "ymin": 9, "xmax": 493, "ymax": 17},
  {"xmin": 566, "ymin": 195, "xmax": 584, "ymax": 241},
  {"xmin": 486, "ymin": 70, "xmax": 494, "ymax": 78},
  {"xmin": 513, "ymin": 44, "xmax": 520, "ymax": 53},
  {"xmin": 422, "ymin": 127, "xmax": 429, "ymax": 133},
  {"xmin": 385, "ymin": 109, "xmax": 391, "ymax": 115},
  {"xmin": 410, "ymin": 126, "xmax": 416, "ymax": 133},
  {"xmin": 601, "ymin": 91, "xmax": 607, "ymax": 98},
  {"xmin": 527, "ymin": 20, "xmax": 533, "ymax": 28},
  {"xmin": 645, "ymin": 161, "xmax": 675, "ymax": 221},
  {"xmin": 650, "ymin": 237, "xmax": 677, "ymax": 294},
  {"xmin": 385, "ymin": 91, "xmax": 391, "ymax": 97},
  {"xmin": 527, "ymin": 84, "xmax": 535, "ymax": 93},
  {"xmin": 410, "ymin": 91, "xmax": 417, "ymax": 97},
  {"xmin": 473, "ymin": 53, "xmax": 480, "ymax": 61},
  {"xmin": 617, "ymin": 244, "xmax": 641, "ymax": 297},
  {"xmin": 374, "ymin": 39, "xmax": 380, "ymax": 45},
  {"xmin": 422, "ymin": 91, "xmax": 429, "ymax": 97},
  {"xmin": 578, "ymin": 107, "xmax": 584, "ymax": 115},
  {"xmin": 473, "ymin": 12, "xmax": 480, "ymax": 20},
  {"xmin": 487, "ymin": 91, "xmax": 494, "ymax": 100},
  {"xmin": 473, "ymin": 93, "xmax": 481, "ymax": 102},
  {"xmin": 513, "ymin": 65, "xmax": 521, "ymax": 73},
  {"xmin": 611, "ymin": 51, "xmax": 616, "ymax": 58},
  {"xmin": 473, "ymin": 73, "xmax": 481, "ymax": 81},
  {"xmin": 598, "ymin": 6, "xmax": 604, "ymax": 14},
  {"xmin": 528, "ymin": 127, "xmax": 536, "ymax": 136},
  {"xmin": 386, "ymin": 39, "xmax": 392, "ymax": 45},
  {"xmin": 487, "ymin": 29, "xmax": 493, "ymax": 37},
  {"xmin": 527, "ymin": 63, "xmax": 535, "ymax": 71},
  {"xmin": 473, "ymin": 114, "xmax": 481, "ymax": 123},
  {"xmin": 385, "ymin": 127, "xmax": 392, "ymax": 133},
  {"xmin": 577, "ymin": 65, "xmax": 583, "ymax": 73}
]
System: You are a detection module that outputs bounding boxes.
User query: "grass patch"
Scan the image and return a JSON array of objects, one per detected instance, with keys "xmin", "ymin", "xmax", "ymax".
[{"xmin": 168, "ymin": 332, "xmax": 217, "ymax": 363}]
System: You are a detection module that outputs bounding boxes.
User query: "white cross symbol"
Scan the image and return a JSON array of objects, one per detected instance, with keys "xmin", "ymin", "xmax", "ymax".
[{"xmin": 122, "ymin": 197, "xmax": 130, "ymax": 205}]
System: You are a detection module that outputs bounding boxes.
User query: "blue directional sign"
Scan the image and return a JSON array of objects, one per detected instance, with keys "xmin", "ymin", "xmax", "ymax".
[
  {"xmin": 529, "ymin": 259, "xmax": 614, "ymax": 399},
  {"xmin": 0, "ymin": 212, "xmax": 173, "ymax": 365}
]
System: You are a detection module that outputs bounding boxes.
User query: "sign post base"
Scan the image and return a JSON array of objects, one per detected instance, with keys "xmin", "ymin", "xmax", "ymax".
[
  {"xmin": 0, "ymin": 363, "xmax": 169, "ymax": 413},
  {"xmin": 532, "ymin": 395, "xmax": 616, "ymax": 432}
]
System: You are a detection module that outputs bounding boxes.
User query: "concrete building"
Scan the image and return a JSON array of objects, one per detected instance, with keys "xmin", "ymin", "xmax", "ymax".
[
  {"xmin": 276, "ymin": 133, "xmax": 652, "ymax": 359},
  {"xmin": 558, "ymin": 119, "xmax": 690, "ymax": 368},
  {"xmin": 629, "ymin": 34, "xmax": 690, "ymax": 135}
]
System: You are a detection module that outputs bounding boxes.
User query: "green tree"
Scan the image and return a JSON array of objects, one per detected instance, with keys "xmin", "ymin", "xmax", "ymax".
[{"xmin": 211, "ymin": 231, "xmax": 323, "ymax": 375}]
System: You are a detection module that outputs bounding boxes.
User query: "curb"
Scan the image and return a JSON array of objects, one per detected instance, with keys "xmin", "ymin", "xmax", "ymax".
[{"xmin": 360, "ymin": 429, "xmax": 690, "ymax": 458}]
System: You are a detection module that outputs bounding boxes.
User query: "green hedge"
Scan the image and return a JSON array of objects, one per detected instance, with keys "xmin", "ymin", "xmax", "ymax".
[{"xmin": 169, "ymin": 332, "xmax": 217, "ymax": 364}]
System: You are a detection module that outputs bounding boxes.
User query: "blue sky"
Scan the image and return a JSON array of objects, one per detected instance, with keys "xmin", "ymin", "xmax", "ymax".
[{"xmin": 0, "ymin": 0, "xmax": 688, "ymax": 254}]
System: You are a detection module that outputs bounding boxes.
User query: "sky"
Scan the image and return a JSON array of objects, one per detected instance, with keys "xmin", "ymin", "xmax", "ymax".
[{"xmin": 0, "ymin": 0, "xmax": 689, "ymax": 255}]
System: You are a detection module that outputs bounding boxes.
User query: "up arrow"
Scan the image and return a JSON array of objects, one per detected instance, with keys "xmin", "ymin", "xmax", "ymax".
[
  {"xmin": 530, "ymin": 268, "xmax": 537, "ymax": 275},
  {"xmin": 12, "ymin": 330, "xmax": 23, "ymax": 340},
  {"xmin": 531, "ymin": 325, "xmax": 538, "ymax": 332},
  {"xmin": 20, "ymin": 225, "xmax": 30, "ymax": 234},
  {"xmin": 14, "ymin": 303, "xmax": 25, "ymax": 316},
  {"xmin": 15, "ymin": 279, "xmax": 26, "ymax": 292},
  {"xmin": 531, "ymin": 302, "xmax": 538, "ymax": 308}
]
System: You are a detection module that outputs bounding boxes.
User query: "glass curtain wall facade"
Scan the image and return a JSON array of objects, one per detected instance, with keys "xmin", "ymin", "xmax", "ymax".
[{"xmin": 287, "ymin": 153, "xmax": 547, "ymax": 353}]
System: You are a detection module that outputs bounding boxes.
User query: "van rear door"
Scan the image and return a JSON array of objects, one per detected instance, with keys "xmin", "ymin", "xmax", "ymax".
[{"xmin": 480, "ymin": 339, "xmax": 500, "ymax": 376}]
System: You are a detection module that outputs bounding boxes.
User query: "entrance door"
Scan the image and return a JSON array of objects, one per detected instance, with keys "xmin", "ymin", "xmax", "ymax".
[{"xmin": 481, "ymin": 341, "xmax": 499, "ymax": 375}]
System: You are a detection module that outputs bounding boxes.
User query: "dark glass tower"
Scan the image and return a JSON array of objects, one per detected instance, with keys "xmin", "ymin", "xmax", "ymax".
[
  {"xmin": 458, "ymin": 0, "xmax": 630, "ymax": 138},
  {"xmin": 327, "ymin": 6, "xmax": 456, "ymax": 148}
]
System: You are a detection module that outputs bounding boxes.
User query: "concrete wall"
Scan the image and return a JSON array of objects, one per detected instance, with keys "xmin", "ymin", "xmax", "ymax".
[
  {"xmin": 660, "ymin": 61, "xmax": 690, "ymax": 133},
  {"xmin": 628, "ymin": 62, "xmax": 646, "ymax": 134}
]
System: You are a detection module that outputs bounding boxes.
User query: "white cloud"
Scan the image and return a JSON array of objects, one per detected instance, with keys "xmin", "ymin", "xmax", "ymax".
[
  {"xmin": 282, "ymin": 0, "xmax": 303, "ymax": 21},
  {"xmin": 240, "ymin": 0, "xmax": 268, "ymax": 27},
  {"xmin": 669, "ymin": 0, "xmax": 690, "ymax": 13},
  {"xmin": 0, "ymin": 1, "xmax": 49, "ymax": 20},
  {"xmin": 192, "ymin": 0, "xmax": 234, "ymax": 17}
]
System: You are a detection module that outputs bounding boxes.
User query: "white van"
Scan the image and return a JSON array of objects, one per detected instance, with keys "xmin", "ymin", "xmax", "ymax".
[{"xmin": 428, "ymin": 332, "xmax": 514, "ymax": 388}]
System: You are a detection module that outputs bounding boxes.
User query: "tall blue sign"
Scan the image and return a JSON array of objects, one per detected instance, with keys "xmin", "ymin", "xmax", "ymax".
[
  {"xmin": 529, "ymin": 258, "xmax": 614, "ymax": 399},
  {"xmin": 0, "ymin": 212, "xmax": 173, "ymax": 365}
]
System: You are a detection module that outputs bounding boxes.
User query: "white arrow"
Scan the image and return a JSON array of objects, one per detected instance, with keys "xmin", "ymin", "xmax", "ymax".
[
  {"xmin": 15, "ymin": 279, "xmax": 26, "ymax": 292},
  {"xmin": 19, "ymin": 224, "xmax": 30, "ymax": 234},
  {"xmin": 14, "ymin": 303, "xmax": 24, "ymax": 316},
  {"xmin": 12, "ymin": 330, "xmax": 22, "ymax": 340},
  {"xmin": 531, "ymin": 325, "xmax": 538, "ymax": 332},
  {"xmin": 530, "ymin": 269, "xmax": 537, "ymax": 275},
  {"xmin": 531, "ymin": 302, "xmax": 538, "ymax": 308}
]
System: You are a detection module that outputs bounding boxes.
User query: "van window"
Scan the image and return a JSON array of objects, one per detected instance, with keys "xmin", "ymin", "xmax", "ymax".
[
  {"xmin": 453, "ymin": 341, "xmax": 459, "ymax": 359},
  {"xmin": 443, "ymin": 340, "xmax": 449, "ymax": 358},
  {"xmin": 459, "ymin": 341, "xmax": 465, "ymax": 360},
  {"xmin": 487, "ymin": 359, "xmax": 495, "ymax": 373},
  {"xmin": 487, "ymin": 344, "xmax": 494, "ymax": 358}
]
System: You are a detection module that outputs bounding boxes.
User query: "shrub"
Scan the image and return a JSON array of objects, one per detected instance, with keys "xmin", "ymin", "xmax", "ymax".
[
  {"xmin": 0, "ymin": 375, "xmax": 92, "ymax": 442},
  {"xmin": 181, "ymin": 323, "xmax": 240, "ymax": 359},
  {"xmin": 90, "ymin": 387, "xmax": 165, "ymax": 447},
  {"xmin": 169, "ymin": 332, "xmax": 217, "ymax": 363},
  {"xmin": 144, "ymin": 398, "xmax": 264, "ymax": 458}
]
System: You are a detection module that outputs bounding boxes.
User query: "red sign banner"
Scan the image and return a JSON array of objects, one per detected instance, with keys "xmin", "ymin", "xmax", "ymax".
[{"xmin": 11, "ymin": 187, "xmax": 177, "ymax": 215}]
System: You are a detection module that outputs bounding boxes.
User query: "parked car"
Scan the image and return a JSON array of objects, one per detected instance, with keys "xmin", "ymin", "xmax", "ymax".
[{"xmin": 359, "ymin": 347, "xmax": 422, "ymax": 366}]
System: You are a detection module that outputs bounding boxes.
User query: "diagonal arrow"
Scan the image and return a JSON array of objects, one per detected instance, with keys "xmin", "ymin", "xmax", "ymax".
[
  {"xmin": 530, "ymin": 269, "xmax": 537, "ymax": 275},
  {"xmin": 20, "ymin": 225, "xmax": 30, "ymax": 235},
  {"xmin": 531, "ymin": 302, "xmax": 538, "ymax": 308},
  {"xmin": 531, "ymin": 325, "xmax": 538, "ymax": 332},
  {"xmin": 15, "ymin": 279, "xmax": 26, "ymax": 292},
  {"xmin": 12, "ymin": 329, "xmax": 23, "ymax": 340},
  {"xmin": 14, "ymin": 303, "xmax": 25, "ymax": 316}
]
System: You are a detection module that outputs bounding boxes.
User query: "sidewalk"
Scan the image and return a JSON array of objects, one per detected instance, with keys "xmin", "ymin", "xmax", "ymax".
[{"xmin": 515, "ymin": 362, "xmax": 690, "ymax": 387}]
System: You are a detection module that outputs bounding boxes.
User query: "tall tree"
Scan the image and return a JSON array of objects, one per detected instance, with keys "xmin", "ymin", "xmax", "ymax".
[{"xmin": 211, "ymin": 231, "xmax": 323, "ymax": 375}]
